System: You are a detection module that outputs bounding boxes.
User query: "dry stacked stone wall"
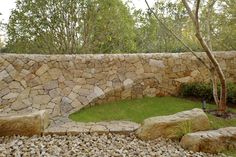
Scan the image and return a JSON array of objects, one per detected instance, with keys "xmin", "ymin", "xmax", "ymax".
[{"xmin": 0, "ymin": 52, "xmax": 235, "ymax": 118}]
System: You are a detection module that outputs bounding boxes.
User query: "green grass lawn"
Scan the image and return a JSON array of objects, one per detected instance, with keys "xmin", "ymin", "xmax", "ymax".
[{"xmin": 69, "ymin": 96, "xmax": 236, "ymax": 129}]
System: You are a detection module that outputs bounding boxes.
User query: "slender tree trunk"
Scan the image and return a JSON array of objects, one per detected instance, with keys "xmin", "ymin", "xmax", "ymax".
[
  {"xmin": 195, "ymin": 32, "xmax": 227, "ymax": 114},
  {"xmin": 182, "ymin": 0, "xmax": 227, "ymax": 114},
  {"xmin": 211, "ymin": 68, "xmax": 220, "ymax": 108}
]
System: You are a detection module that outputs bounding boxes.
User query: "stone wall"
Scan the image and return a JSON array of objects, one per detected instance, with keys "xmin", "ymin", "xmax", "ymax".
[{"xmin": 0, "ymin": 52, "xmax": 235, "ymax": 118}]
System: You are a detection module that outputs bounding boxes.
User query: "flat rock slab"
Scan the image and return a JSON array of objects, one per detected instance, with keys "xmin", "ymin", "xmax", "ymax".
[
  {"xmin": 180, "ymin": 127, "xmax": 236, "ymax": 153},
  {"xmin": 0, "ymin": 110, "xmax": 49, "ymax": 136},
  {"xmin": 44, "ymin": 120, "xmax": 140, "ymax": 135},
  {"xmin": 136, "ymin": 108, "xmax": 210, "ymax": 140}
]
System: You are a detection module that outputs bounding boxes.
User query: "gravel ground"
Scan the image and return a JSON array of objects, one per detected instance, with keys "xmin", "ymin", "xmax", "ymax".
[{"xmin": 0, "ymin": 133, "xmax": 228, "ymax": 157}]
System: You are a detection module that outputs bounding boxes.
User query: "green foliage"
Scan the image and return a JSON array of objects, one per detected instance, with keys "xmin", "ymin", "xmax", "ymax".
[
  {"xmin": 175, "ymin": 121, "xmax": 193, "ymax": 138},
  {"xmin": 4, "ymin": 0, "xmax": 236, "ymax": 54},
  {"xmin": 133, "ymin": 1, "xmax": 200, "ymax": 53},
  {"xmin": 180, "ymin": 82, "xmax": 236, "ymax": 104},
  {"xmin": 6, "ymin": 0, "xmax": 136, "ymax": 54}
]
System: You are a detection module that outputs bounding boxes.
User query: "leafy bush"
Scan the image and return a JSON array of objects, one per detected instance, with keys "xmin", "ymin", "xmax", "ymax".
[{"xmin": 180, "ymin": 82, "xmax": 236, "ymax": 104}]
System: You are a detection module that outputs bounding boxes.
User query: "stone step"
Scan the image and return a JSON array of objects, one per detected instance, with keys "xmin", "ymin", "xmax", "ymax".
[
  {"xmin": 180, "ymin": 127, "xmax": 236, "ymax": 153},
  {"xmin": 43, "ymin": 120, "xmax": 140, "ymax": 135}
]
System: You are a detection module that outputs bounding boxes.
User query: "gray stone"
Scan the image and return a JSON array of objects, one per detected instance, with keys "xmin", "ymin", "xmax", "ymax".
[
  {"xmin": 123, "ymin": 79, "xmax": 134, "ymax": 88},
  {"xmin": 61, "ymin": 97, "xmax": 73, "ymax": 113},
  {"xmin": 49, "ymin": 88, "xmax": 60, "ymax": 98},
  {"xmin": 94, "ymin": 86, "xmax": 104, "ymax": 98},
  {"xmin": 149, "ymin": 59, "xmax": 165, "ymax": 68},
  {"xmin": 0, "ymin": 70, "xmax": 9, "ymax": 81}
]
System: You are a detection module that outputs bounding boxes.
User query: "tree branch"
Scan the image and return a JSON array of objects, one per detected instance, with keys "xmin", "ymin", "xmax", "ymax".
[{"xmin": 144, "ymin": 0, "xmax": 210, "ymax": 69}]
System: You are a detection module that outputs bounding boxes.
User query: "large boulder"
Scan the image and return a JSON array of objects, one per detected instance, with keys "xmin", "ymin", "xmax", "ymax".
[
  {"xmin": 136, "ymin": 108, "xmax": 210, "ymax": 140},
  {"xmin": 180, "ymin": 127, "xmax": 236, "ymax": 153},
  {"xmin": 0, "ymin": 110, "xmax": 49, "ymax": 136}
]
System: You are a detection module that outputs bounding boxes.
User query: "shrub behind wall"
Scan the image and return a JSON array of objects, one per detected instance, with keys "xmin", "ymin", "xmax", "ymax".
[{"xmin": 180, "ymin": 83, "xmax": 236, "ymax": 105}]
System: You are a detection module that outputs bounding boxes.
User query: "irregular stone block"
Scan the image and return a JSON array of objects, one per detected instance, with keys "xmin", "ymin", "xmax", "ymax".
[
  {"xmin": 136, "ymin": 108, "xmax": 210, "ymax": 140},
  {"xmin": 35, "ymin": 64, "xmax": 49, "ymax": 76},
  {"xmin": 0, "ymin": 110, "xmax": 49, "ymax": 136},
  {"xmin": 149, "ymin": 59, "xmax": 165, "ymax": 68},
  {"xmin": 11, "ymin": 99, "xmax": 31, "ymax": 111},
  {"xmin": 123, "ymin": 79, "xmax": 134, "ymax": 88},
  {"xmin": 33, "ymin": 95, "xmax": 51, "ymax": 105},
  {"xmin": 61, "ymin": 97, "xmax": 73, "ymax": 114},
  {"xmin": 180, "ymin": 127, "xmax": 236, "ymax": 153},
  {"xmin": 0, "ymin": 70, "xmax": 9, "ymax": 81},
  {"xmin": 43, "ymin": 80, "xmax": 58, "ymax": 90},
  {"xmin": 2, "ymin": 93, "xmax": 19, "ymax": 100},
  {"xmin": 93, "ymin": 86, "xmax": 104, "ymax": 98}
]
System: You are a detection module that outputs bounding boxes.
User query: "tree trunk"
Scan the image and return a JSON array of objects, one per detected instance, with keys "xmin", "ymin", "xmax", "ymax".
[
  {"xmin": 211, "ymin": 68, "xmax": 220, "ymax": 108},
  {"xmin": 195, "ymin": 32, "xmax": 227, "ymax": 114},
  {"xmin": 182, "ymin": 0, "xmax": 227, "ymax": 114}
]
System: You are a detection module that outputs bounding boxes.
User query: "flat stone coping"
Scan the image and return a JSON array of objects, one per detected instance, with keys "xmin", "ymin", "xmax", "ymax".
[{"xmin": 44, "ymin": 117, "xmax": 140, "ymax": 135}]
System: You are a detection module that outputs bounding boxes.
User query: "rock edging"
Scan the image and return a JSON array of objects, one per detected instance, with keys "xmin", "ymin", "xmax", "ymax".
[
  {"xmin": 136, "ymin": 108, "xmax": 210, "ymax": 140},
  {"xmin": 0, "ymin": 110, "xmax": 49, "ymax": 136},
  {"xmin": 180, "ymin": 127, "xmax": 236, "ymax": 153}
]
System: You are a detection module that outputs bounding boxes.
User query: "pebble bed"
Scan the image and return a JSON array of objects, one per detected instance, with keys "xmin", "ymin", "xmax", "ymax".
[{"xmin": 0, "ymin": 133, "xmax": 227, "ymax": 157}]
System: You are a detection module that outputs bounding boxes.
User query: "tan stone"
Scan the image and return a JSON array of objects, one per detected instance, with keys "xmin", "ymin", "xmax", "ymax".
[
  {"xmin": 72, "ymin": 85, "xmax": 81, "ymax": 93},
  {"xmin": 48, "ymin": 68, "xmax": 62, "ymax": 79},
  {"xmin": 136, "ymin": 108, "xmax": 210, "ymax": 140},
  {"xmin": 0, "ymin": 110, "xmax": 49, "ymax": 136},
  {"xmin": 180, "ymin": 127, "xmax": 236, "ymax": 153},
  {"xmin": 174, "ymin": 76, "xmax": 193, "ymax": 83},
  {"xmin": 35, "ymin": 64, "xmax": 49, "ymax": 76},
  {"xmin": 9, "ymin": 81, "xmax": 23, "ymax": 90},
  {"xmin": 40, "ymin": 72, "xmax": 51, "ymax": 84},
  {"xmin": 190, "ymin": 70, "xmax": 200, "ymax": 77},
  {"xmin": 121, "ymin": 89, "xmax": 131, "ymax": 99},
  {"xmin": 74, "ymin": 78, "xmax": 86, "ymax": 85},
  {"xmin": 33, "ymin": 95, "xmax": 51, "ymax": 105},
  {"xmin": 18, "ymin": 88, "xmax": 30, "ymax": 100},
  {"xmin": 68, "ymin": 92, "xmax": 78, "ymax": 100},
  {"xmin": 143, "ymin": 88, "xmax": 156, "ymax": 97},
  {"xmin": 52, "ymin": 104, "xmax": 61, "ymax": 117},
  {"xmin": 78, "ymin": 88, "xmax": 90, "ymax": 96},
  {"xmin": 11, "ymin": 98, "xmax": 32, "ymax": 111},
  {"xmin": 2, "ymin": 93, "xmax": 19, "ymax": 100},
  {"xmin": 44, "ymin": 80, "xmax": 58, "ymax": 90},
  {"xmin": 71, "ymin": 99, "xmax": 83, "ymax": 108}
]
